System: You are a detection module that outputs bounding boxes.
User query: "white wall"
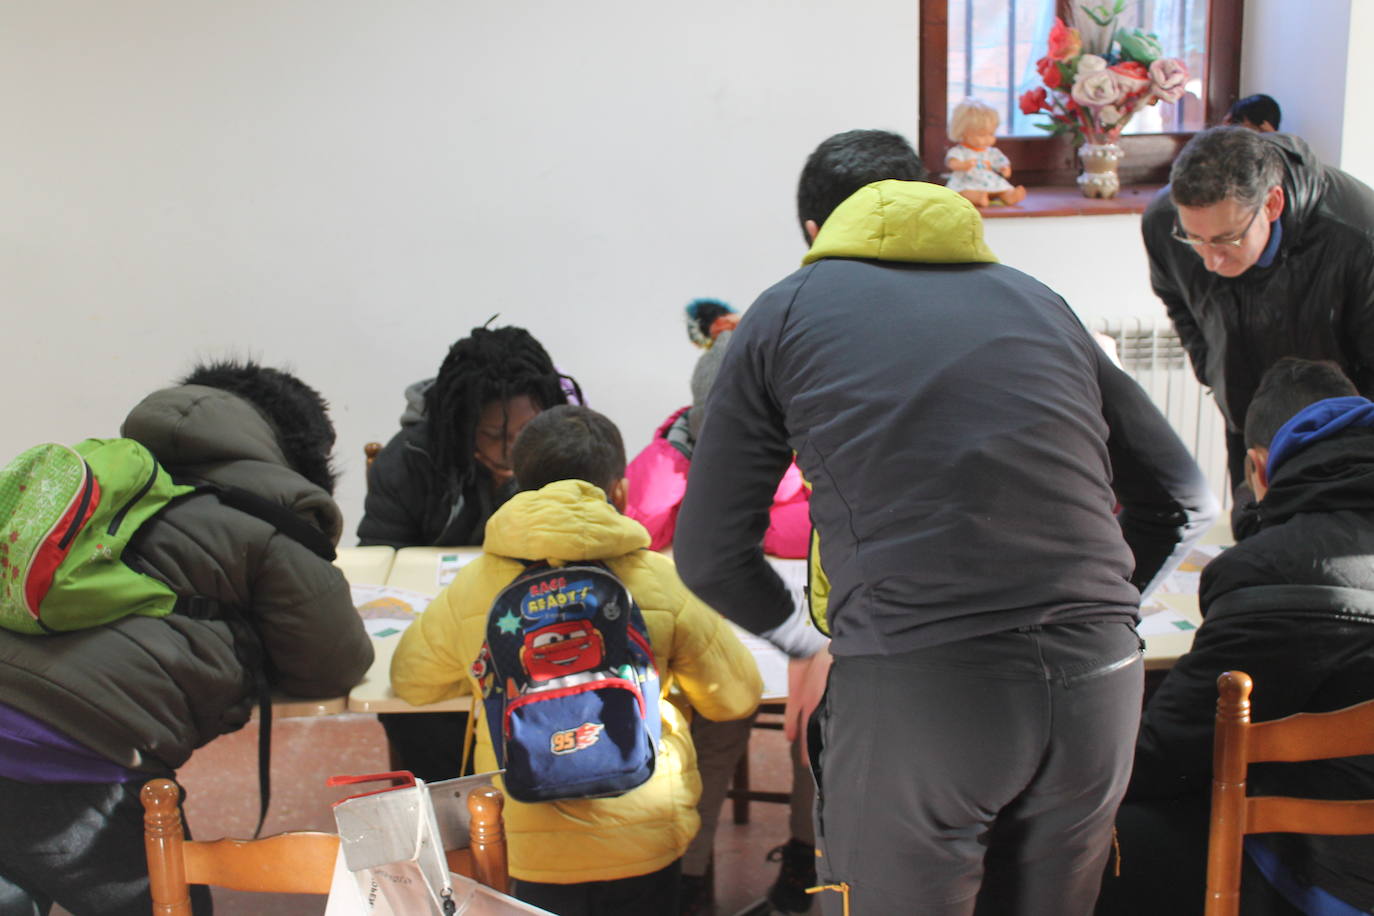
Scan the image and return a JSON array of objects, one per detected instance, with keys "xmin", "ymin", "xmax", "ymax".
[
  {"xmin": 985, "ymin": 215, "xmax": 1161, "ymax": 328},
  {"xmin": 1241, "ymin": 0, "xmax": 1352, "ymax": 169},
  {"xmin": 5, "ymin": 2, "xmax": 1349, "ymax": 534},
  {"xmin": 2, "ymin": 0, "xmax": 924, "ymax": 535},
  {"xmin": 1341, "ymin": 1, "xmax": 1374, "ymax": 186}
]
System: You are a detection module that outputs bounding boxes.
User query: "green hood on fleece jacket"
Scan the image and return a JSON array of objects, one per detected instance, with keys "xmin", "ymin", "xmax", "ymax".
[{"xmin": 802, "ymin": 179, "xmax": 999, "ymax": 266}]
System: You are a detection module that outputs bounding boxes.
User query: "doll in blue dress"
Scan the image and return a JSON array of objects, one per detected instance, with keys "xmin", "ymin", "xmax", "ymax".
[{"xmin": 946, "ymin": 97, "xmax": 1026, "ymax": 208}]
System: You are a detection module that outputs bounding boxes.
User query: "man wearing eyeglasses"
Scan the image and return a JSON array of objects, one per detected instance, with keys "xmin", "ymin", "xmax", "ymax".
[{"xmin": 1142, "ymin": 126, "xmax": 1374, "ymax": 528}]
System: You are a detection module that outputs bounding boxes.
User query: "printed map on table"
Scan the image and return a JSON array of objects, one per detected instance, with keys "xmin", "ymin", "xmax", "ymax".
[
  {"xmin": 1137, "ymin": 543, "xmax": 1226, "ymax": 637},
  {"xmin": 350, "ymin": 585, "xmax": 436, "ymax": 638}
]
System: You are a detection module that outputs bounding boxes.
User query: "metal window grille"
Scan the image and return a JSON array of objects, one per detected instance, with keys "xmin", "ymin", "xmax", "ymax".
[{"xmin": 947, "ymin": 0, "xmax": 1203, "ymax": 138}]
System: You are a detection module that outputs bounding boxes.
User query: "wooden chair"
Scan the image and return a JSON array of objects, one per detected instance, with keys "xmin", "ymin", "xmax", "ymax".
[
  {"xmin": 727, "ymin": 700, "xmax": 790, "ymax": 823},
  {"xmin": 1205, "ymin": 670, "xmax": 1374, "ymax": 915},
  {"xmin": 142, "ymin": 778, "xmax": 508, "ymax": 915},
  {"xmin": 364, "ymin": 441, "xmax": 382, "ymax": 469}
]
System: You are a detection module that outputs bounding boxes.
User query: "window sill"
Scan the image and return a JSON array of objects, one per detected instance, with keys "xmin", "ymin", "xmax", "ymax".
[{"xmin": 978, "ymin": 184, "xmax": 1164, "ymax": 219}]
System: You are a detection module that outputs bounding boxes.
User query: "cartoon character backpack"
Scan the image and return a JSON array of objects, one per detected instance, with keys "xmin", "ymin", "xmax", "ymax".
[{"xmin": 471, "ymin": 561, "xmax": 661, "ymax": 803}]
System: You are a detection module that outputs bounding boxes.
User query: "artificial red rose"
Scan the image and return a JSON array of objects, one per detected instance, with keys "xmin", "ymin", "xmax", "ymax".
[
  {"xmin": 1019, "ymin": 87, "xmax": 1048, "ymax": 115},
  {"xmin": 1047, "ymin": 17, "xmax": 1082, "ymax": 61},
  {"xmin": 1110, "ymin": 61, "xmax": 1149, "ymax": 81},
  {"xmin": 1036, "ymin": 55, "xmax": 1063, "ymax": 90}
]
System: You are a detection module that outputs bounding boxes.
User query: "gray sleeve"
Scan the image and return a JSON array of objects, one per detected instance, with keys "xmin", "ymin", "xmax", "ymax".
[
  {"xmin": 675, "ymin": 290, "xmax": 808, "ymax": 656},
  {"xmin": 1097, "ymin": 347, "xmax": 1219, "ymax": 597}
]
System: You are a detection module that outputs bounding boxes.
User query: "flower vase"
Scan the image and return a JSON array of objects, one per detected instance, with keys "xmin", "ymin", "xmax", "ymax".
[{"xmin": 1077, "ymin": 140, "xmax": 1123, "ymax": 199}]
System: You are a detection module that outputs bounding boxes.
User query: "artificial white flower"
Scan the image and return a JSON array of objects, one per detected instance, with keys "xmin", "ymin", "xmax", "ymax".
[
  {"xmin": 1072, "ymin": 69, "xmax": 1121, "ymax": 108},
  {"xmin": 1077, "ymin": 54, "xmax": 1108, "ymax": 74}
]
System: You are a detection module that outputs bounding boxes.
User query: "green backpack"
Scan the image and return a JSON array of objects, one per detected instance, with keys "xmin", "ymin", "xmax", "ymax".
[
  {"xmin": 0, "ymin": 436, "xmax": 337, "ymax": 835},
  {"xmin": 0, "ymin": 437, "xmax": 335, "ymax": 635},
  {"xmin": 0, "ymin": 439, "xmax": 201, "ymax": 634}
]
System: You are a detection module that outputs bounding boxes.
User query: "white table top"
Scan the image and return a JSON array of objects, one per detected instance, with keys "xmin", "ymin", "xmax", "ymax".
[
  {"xmin": 334, "ymin": 545, "xmax": 397, "ymax": 587},
  {"xmin": 338, "ymin": 533, "xmax": 1223, "ymax": 707}
]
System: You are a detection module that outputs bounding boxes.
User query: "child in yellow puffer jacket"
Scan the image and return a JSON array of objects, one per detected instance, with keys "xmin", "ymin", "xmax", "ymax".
[{"xmin": 391, "ymin": 404, "xmax": 762, "ymax": 916}]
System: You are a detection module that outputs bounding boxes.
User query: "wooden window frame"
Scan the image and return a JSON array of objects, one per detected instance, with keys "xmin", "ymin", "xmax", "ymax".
[{"xmin": 919, "ymin": 0, "xmax": 1244, "ymax": 187}]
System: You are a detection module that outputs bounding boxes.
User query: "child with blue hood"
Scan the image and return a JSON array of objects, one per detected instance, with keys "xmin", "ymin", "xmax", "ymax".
[{"xmin": 1098, "ymin": 357, "xmax": 1374, "ymax": 916}]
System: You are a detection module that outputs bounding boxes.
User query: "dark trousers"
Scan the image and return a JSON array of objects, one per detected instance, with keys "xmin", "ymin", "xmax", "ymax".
[
  {"xmin": 378, "ymin": 711, "xmax": 473, "ymax": 782},
  {"xmin": 1095, "ymin": 795, "xmax": 1304, "ymax": 916},
  {"xmin": 0, "ymin": 776, "xmax": 212, "ymax": 916},
  {"xmin": 811, "ymin": 621, "xmax": 1144, "ymax": 916},
  {"xmin": 512, "ymin": 858, "xmax": 682, "ymax": 916}
]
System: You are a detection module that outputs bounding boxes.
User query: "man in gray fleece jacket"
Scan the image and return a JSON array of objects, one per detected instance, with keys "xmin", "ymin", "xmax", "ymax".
[{"xmin": 676, "ymin": 129, "xmax": 1216, "ymax": 916}]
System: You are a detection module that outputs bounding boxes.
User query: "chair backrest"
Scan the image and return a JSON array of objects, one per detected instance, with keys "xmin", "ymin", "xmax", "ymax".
[
  {"xmin": 142, "ymin": 778, "xmax": 508, "ymax": 915},
  {"xmin": 364, "ymin": 441, "xmax": 382, "ymax": 469},
  {"xmin": 1204, "ymin": 670, "xmax": 1374, "ymax": 916}
]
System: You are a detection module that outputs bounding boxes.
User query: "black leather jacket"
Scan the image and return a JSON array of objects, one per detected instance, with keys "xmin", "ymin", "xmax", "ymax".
[{"xmin": 1143, "ymin": 134, "xmax": 1374, "ymax": 432}]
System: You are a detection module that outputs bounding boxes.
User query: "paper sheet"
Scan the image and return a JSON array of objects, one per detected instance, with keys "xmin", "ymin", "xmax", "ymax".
[
  {"xmin": 437, "ymin": 553, "xmax": 478, "ymax": 589},
  {"xmin": 351, "ymin": 585, "xmax": 437, "ymax": 638}
]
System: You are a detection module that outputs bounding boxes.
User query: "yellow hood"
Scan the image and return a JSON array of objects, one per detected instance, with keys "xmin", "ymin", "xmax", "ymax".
[
  {"xmin": 802, "ymin": 179, "xmax": 998, "ymax": 266},
  {"xmin": 484, "ymin": 479, "xmax": 650, "ymax": 562}
]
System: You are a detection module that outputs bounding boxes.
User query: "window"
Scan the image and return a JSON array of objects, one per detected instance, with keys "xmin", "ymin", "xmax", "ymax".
[{"xmin": 919, "ymin": 0, "xmax": 1242, "ymax": 186}]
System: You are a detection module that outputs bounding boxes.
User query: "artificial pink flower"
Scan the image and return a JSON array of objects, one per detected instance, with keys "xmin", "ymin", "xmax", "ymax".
[{"xmin": 1149, "ymin": 57, "xmax": 1189, "ymax": 102}]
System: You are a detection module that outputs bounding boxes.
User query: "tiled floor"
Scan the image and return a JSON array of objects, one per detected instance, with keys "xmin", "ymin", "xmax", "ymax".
[{"xmin": 146, "ymin": 712, "xmax": 811, "ymax": 915}]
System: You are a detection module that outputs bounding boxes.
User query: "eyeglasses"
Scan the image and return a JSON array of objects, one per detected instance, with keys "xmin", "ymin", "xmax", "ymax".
[{"xmin": 1171, "ymin": 207, "xmax": 1263, "ymax": 249}]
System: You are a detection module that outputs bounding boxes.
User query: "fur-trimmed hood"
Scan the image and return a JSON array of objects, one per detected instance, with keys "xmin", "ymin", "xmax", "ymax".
[{"xmin": 122, "ymin": 385, "xmax": 344, "ymax": 545}]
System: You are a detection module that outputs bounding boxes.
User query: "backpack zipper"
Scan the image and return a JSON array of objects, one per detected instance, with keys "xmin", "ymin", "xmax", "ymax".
[
  {"xmin": 57, "ymin": 464, "xmax": 97, "ymax": 549},
  {"xmin": 504, "ymin": 676, "xmax": 647, "ymax": 739},
  {"xmin": 106, "ymin": 461, "xmax": 159, "ymax": 536}
]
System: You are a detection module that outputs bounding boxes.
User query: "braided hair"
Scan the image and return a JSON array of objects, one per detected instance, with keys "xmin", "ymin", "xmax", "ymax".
[{"xmin": 425, "ymin": 326, "xmax": 581, "ymax": 482}]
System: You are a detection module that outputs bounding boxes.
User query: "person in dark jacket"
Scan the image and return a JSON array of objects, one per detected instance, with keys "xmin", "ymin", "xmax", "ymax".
[
  {"xmin": 358, "ymin": 325, "xmax": 581, "ymax": 783},
  {"xmin": 0, "ymin": 360, "xmax": 374, "ymax": 916},
  {"xmin": 1097, "ymin": 357, "xmax": 1374, "ymax": 916},
  {"xmin": 1142, "ymin": 126, "xmax": 1374, "ymax": 506},
  {"xmin": 1223, "ymin": 94, "xmax": 1282, "ymax": 132},
  {"xmin": 675, "ymin": 129, "xmax": 1217, "ymax": 916}
]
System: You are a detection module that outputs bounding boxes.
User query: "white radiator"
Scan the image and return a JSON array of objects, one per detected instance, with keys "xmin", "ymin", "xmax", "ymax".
[{"xmin": 1094, "ymin": 319, "xmax": 1231, "ymax": 509}]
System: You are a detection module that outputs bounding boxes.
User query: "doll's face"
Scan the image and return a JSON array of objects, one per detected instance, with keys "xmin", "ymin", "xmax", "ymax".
[{"xmin": 962, "ymin": 127, "xmax": 996, "ymax": 150}]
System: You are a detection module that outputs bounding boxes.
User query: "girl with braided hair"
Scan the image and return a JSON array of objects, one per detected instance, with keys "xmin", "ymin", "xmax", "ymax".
[
  {"xmin": 359, "ymin": 325, "xmax": 581, "ymax": 549},
  {"xmin": 360, "ymin": 324, "xmax": 581, "ymax": 782}
]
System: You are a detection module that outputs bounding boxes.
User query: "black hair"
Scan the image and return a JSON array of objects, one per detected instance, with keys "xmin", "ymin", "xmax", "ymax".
[
  {"xmin": 1244, "ymin": 357, "xmax": 1358, "ymax": 450},
  {"xmin": 796, "ymin": 129, "xmax": 928, "ymax": 244},
  {"xmin": 1170, "ymin": 126, "xmax": 1285, "ymax": 209},
  {"xmin": 1226, "ymin": 94, "xmax": 1281, "ymax": 131},
  {"xmin": 511, "ymin": 404, "xmax": 625, "ymax": 494},
  {"xmin": 426, "ymin": 325, "xmax": 581, "ymax": 483},
  {"xmin": 180, "ymin": 359, "xmax": 338, "ymax": 493}
]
